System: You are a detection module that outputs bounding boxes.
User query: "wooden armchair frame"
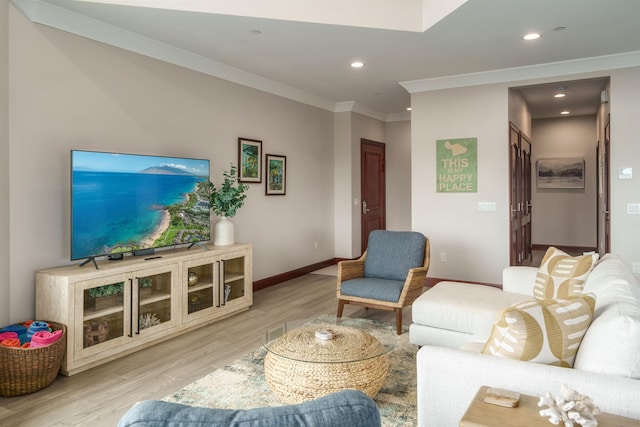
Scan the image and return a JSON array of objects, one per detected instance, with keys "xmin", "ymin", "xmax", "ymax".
[{"xmin": 336, "ymin": 237, "xmax": 430, "ymax": 334}]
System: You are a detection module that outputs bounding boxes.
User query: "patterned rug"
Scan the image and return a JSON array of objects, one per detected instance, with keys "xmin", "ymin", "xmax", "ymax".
[{"xmin": 165, "ymin": 315, "xmax": 417, "ymax": 426}]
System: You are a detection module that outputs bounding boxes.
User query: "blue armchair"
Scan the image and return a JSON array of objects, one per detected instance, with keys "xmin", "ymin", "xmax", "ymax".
[
  {"xmin": 337, "ymin": 230, "xmax": 430, "ymax": 334},
  {"xmin": 118, "ymin": 389, "xmax": 381, "ymax": 427}
]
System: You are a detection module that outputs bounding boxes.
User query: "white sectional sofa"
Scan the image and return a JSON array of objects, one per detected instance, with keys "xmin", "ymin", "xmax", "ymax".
[{"xmin": 410, "ymin": 253, "xmax": 640, "ymax": 426}]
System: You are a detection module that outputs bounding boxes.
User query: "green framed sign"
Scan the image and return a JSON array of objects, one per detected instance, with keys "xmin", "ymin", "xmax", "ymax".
[{"xmin": 436, "ymin": 137, "xmax": 477, "ymax": 193}]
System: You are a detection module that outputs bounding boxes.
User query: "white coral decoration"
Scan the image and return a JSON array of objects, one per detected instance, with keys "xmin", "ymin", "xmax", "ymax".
[{"xmin": 538, "ymin": 385, "xmax": 601, "ymax": 427}]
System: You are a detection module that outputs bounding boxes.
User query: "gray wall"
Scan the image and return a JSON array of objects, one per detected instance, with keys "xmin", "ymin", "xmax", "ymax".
[
  {"xmin": 1, "ymin": 0, "xmax": 10, "ymax": 325},
  {"xmin": 385, "ymin": 120, "xmax": 412, "ymax": 231}
]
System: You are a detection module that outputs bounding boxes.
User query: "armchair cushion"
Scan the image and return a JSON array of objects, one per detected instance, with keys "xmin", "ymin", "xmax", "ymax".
[
  {"xmin": 118, "ymin": 390, "xmax": 381, "ymax": 427},
  {"xmin": 340, "ymin": 278, "xmax": 404, "ymax": 303},
  {"xmin": 363, "ymin": 230, "xmax": 425, "ymax": 281}
]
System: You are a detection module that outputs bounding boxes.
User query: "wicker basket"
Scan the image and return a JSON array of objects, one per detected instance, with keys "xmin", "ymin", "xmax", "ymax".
[{"xmin": 0, "ymin": 321, "xmax": 67, "ymax": 397}]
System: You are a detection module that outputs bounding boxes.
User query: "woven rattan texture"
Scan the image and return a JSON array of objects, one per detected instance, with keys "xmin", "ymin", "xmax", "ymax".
[
  {"xmin": 0, "ymin": 321, "xmax": 67, "ymax": 397},
  {"xmin": 264, "ymin": 324, "xmax": 389, "ymax": 403}
]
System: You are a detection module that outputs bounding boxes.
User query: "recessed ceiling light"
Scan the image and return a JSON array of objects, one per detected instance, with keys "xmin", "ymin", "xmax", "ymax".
[
  {"xmin": 406, "ymin": 107, "xmax": 412, "ymax": 111},
  {"xmin": 249, "ymin": 29, "xmax": 261, "ymax": 36},
  {"xmin": 523, "ymin": 33, "xmax": 541, "ymax": 41},
  {"xmin": 560, "ymin": 111, "xmax": 571, "ymax": 115},
  {"xmin": 351, "ymin": 61, "xmax": 365, "ymax": 68},
  {"xmin": 554, "ymin": 93, "xmax": 566, "ymax": 98}
]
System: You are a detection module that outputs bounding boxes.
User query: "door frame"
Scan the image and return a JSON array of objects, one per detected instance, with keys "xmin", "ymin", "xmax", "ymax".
[{"xmin": 598, "ymin": 116, "xmax": 611, "ymax": 254}]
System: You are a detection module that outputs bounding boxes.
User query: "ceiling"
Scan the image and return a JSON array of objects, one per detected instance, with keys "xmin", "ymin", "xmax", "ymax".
[{"xmin": 16, "ymin": 0, "xmax": 640, "ymax": 120}]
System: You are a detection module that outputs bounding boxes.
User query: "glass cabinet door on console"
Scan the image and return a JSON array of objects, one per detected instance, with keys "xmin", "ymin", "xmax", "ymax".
[
  {"xmin": 76, "ymin": 273, "xmax": 131, "ymax": 359},
  {"xmin": 218, "ymin": 251, "xmax": 251, "ymax": 309},
  {"xmin": 134, "ymin": 265, "xmax": 178, "ymax": 337},
  {"xmin": 183, "ymin": 259, "xmax": 215, "ymax": 320},
  {"xmin": 75, "ymin": 264, "xmax": 177, "ymax": 360},
  {"xmin": 183, "ymin": 249, "xmax": 251, "ymax": 321}
]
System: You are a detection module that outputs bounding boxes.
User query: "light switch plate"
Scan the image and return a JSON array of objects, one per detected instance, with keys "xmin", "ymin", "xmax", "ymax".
[
  {"xmin": 627, "ymin": 203, "xmax": 640, "ymax": 214},
  {"xmin": 478, "ymin": 202, "xmax": 496, "ymax": 212},
  {"xmin": 619, "ymin": 167, "xmax": 633, "ymax": 180}
]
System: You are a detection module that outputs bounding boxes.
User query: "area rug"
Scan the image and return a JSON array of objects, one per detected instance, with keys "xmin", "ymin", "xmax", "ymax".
[{"xmin": 164, "ymin": 315, "xmax": 417, "ymax": 426}]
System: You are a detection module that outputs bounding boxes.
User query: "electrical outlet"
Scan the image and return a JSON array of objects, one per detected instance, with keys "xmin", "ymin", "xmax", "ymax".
[
  {"xmin": 440, "ymin": 252, "xmax": 447, "ymax": 262},
  {"xmin": 633, "ymin": 262, "xmax": 640, "ymax": 274},
  {"xmin": 314, "ymin": 241, "xmax": 318, "ymax": 250}
]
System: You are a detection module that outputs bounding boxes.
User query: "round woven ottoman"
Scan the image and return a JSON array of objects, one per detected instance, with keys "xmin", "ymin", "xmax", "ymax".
[{"xmin": 264, "ymin": 323, "xmax": 390, "ymax": 404}]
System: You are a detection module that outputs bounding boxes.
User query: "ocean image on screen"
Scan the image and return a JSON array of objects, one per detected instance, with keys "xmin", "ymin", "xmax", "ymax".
[{"xmin": 71, "ymin": 151, "xmax": 210, "ymax": 260}]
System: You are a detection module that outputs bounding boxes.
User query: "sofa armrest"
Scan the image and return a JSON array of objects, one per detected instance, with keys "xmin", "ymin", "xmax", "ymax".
[
  {"xmin": 501, "ymin": 266, "xmax": 538, "ymax": 295},
  {"xmin": 417, "ymin": 346, "xmax": 640, "ymax": 427}
]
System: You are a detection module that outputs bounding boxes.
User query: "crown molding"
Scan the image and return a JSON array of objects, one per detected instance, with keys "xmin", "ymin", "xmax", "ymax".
[
  {"xmin": 400, "ymin": 50, "xmax": 640, "ymax": 93},
  {"xmin": 334, "ymin": 101, "xmax": 356, "ymax": 113},
  {"xmin": 13, "ymin": 0, "xmax": 400, "ymax": 122},
  {"xmin": 386, "ymin": 111, "xmax": 410, "ymax": 122},
  {"xmin": 66, "ymin": 0, "xmax": 467, "ymax": 33},
  {"xmin": 12, "ymin": 0, "xmax": 341, "ymax": 111},
  {"xmin": 11, "ymin": 0, "xmax": 400, "ymax": 121}
]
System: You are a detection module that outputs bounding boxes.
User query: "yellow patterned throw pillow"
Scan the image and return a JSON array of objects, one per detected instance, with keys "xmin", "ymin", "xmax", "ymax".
[
  {"xmin": 482, "ymin": 295, "xmax": 595, "ymax": 367},
  {"xmin": 533, "ymin": 247, "xmax": 599, "ymax": 300}
]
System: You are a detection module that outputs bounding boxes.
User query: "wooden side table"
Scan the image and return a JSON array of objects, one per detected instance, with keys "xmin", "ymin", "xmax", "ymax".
[{"xmin": 460, "ymin": 386, "xmax": 640, "ymax": 427}]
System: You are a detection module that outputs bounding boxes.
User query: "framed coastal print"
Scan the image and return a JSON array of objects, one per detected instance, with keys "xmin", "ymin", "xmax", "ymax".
[
  {"xmin": 238, "ymin": 138, "xmax": 262, "ymax": 183},
  {"xmin": 536, "ymin": 158, "xmax": 585, "ymax": 189},
  {"xmin": 265, "ymin": 154, "xmax": 286, "ymax": 195}
]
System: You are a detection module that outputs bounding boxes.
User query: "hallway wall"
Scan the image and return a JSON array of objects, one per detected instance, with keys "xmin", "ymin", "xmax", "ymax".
[{"xmin": 531, "ymin": 115, "xmax": 598, "ymax": 248}]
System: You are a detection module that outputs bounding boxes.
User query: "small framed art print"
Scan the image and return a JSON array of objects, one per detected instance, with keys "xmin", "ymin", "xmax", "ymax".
[
  {"xmin": 265, "ymin": 154, "xmax": 286, "ymax": 195},
  {"xmin": 238, "ymin": 138, "xmax": 262, "ymax": 183}
]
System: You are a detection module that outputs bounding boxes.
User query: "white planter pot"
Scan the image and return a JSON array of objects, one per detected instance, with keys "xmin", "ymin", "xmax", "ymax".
[{"xmin": 213, "ymin": 216, "xmax": 235, "ymax": 246}]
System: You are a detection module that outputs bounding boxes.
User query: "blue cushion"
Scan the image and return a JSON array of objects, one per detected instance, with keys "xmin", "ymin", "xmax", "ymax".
[
  {"xmin": 340, "ymin": 278, "xmax": 405, "ymax": 303},
  {"xmin": 118, "ymin": 389, "xmax": 381, "ymax": 427},
  {"xmin": 364, "ymin": 231, "xmax": 425, "ymax": 281}
]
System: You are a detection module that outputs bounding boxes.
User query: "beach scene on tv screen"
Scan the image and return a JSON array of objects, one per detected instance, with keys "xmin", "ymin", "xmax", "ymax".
[{"xmin": 72, "ymin": 151, "xmax": 211, "ymax": 260}]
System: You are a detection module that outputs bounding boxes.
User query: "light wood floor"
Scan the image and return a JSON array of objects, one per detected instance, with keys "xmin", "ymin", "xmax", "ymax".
[{"xmin": 0, "ymin": 273, "xmax": 410, "ymax": 427}]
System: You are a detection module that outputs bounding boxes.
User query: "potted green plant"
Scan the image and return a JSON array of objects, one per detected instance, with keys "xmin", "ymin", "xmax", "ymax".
[{"xmin": 208, "ymin": 164, "xmax": 248, "ymax": 245}]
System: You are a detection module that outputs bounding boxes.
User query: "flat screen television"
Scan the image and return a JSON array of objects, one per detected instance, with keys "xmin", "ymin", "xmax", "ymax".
[{"xmin": 71, "ymin": 150, "xmax": 211, "ymax": 262}]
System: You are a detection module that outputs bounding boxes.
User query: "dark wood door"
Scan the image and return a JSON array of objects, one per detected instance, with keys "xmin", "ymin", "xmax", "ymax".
[
  {"xmin": 520, "ymin": 133, "xmax": 532, "ymax": 263},
  {"xmin": 509, "ymin": 123, "xmax": 533, "ymax": 265},
  {"xmin": 509, "ymin": 124, "xmax": 521, "ymax": 265},
  {"xmin": 361, "ymin": 139, "xmax": 386, "ymax": 253},
  {"xmin": 604, "ymin": 118, "xmax": 611, "ymax": 253}
]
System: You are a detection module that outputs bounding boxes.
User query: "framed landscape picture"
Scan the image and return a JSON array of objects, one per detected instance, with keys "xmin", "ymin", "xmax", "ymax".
[
  {"xmin": 265, "ymin": 154, "xmax": 286, "ymax": 195},
  {"xmin": 238, "ymin": 138, "xmax": 262, "ymax": 183},
  {"xmin": 536, "ymin": 158, "xmax": 585, "ymax": 189}
]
